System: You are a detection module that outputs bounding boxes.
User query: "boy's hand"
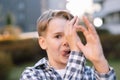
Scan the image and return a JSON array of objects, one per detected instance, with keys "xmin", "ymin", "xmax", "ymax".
[
  {"xmin": 76, "ymin": 16, "xmax": 109, "ymax": 73},
  {"xmin": 64, "ymin": 16, "xmax": 81, "ymax": 52}
]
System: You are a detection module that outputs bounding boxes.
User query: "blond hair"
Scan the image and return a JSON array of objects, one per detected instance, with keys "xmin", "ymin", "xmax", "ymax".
[{"xmin": 37, "ymin": 10, "xmax": 73, "ymax": 36}]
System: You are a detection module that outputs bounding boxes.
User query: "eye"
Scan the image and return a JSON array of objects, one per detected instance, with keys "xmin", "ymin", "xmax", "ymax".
[{"xmin": 55, "ymin": 35, "xmax": 62, "ymax": 39}]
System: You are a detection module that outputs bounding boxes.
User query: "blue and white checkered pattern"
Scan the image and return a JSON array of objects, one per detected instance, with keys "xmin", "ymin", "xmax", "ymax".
[{"xmin": 20, "ymin": 51, "xmax": 116, "ymax": 80}]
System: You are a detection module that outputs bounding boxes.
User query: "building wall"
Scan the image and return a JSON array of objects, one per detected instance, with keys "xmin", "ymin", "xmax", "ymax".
[
  {"xmin": 0, "ymin": 0, "xmax": 41, "ymax": 32},
  {"xmin": 0, "ymin": 0, "xmax": 66, "ymax": 32},
  {"xmin": 48, "ymin": 0, "xmax": 66, "ymax": 10},
  {"xmin": 25, "ymin": 0, "xmax": 41, "ymax": 32},
  {"xmin": 40, "ymin": 0, "xmax": 66, "ymax": 12},
  {"xmin": 94, "ymin": 0, "xmax": 120, "ymax": 34}
]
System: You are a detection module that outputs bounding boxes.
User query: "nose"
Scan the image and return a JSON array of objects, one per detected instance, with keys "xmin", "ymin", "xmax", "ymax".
[{"xmin": 62, "ymin": 37, "xmax": 69, "ymax": 47}]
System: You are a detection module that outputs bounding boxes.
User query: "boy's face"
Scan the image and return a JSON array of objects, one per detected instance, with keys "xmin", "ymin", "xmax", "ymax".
[{"xmin": 39, "ymin": 18, "xmax": 70, "ymax": 69}]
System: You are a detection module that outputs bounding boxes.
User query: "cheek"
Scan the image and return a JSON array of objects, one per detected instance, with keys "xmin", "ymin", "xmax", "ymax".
[
  {"xmin": 46, "ymin": 36, "xmax": 62, "ymax": 50},
  {"xmin": 49, "ymin": 40, "xmax": 61, "ymax": 51}
]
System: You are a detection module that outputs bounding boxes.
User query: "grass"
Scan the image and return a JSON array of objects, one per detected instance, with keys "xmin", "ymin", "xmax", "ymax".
[
  {"xmin": 7, "ymin": 62, "xmax": 34, "ymax": 80},
  {"xmin": 108, "ymin": 59, "xmax": 120, "ymax": 79},
  {"xmin": 7, "ymin": 59, "xmax": 120, "ymax": 80},
  {"xmin": 87, "ymin": 59, "xmax": 120, "ymax": 79}
]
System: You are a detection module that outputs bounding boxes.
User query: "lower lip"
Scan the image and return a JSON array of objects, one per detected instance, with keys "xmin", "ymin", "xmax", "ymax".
[
  {"xmin": 62, "ymin": 52, "xmax": 70, "ymax": 58},
  {"xmin": 66, "ymin": 53, "xmax": 70, "ymax": 57}
]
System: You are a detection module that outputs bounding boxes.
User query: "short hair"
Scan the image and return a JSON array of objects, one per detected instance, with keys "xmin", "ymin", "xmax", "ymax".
[{"xmin": 37, "ymin": 10, "xmax": 74, "ymax": 36}]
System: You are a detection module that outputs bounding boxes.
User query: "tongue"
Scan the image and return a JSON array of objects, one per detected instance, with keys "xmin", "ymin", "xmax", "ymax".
[{"xmin": 62, "ymin": 51, "xmax": 70, "ymax": 56}]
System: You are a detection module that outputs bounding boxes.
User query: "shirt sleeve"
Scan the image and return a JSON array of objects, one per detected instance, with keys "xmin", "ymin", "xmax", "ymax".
[
  {"xmin": 20, "ymin": 67, "xmax": 42, "ymax": 80},
  {"xmin": 93, "ymin": 67, "xmax": 116, "ymax": 80},
  {"xmin": 63, "ymin": 51, "xmax": 116, "ymax": 80},
  {"xmin": 63, "ymin": 51, "xmax": 86, "ymax": 80}
]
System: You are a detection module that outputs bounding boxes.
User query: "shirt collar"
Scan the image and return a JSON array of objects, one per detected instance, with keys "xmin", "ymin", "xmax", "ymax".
[{"xmin": 34, "ymin": 57, "xmax": 52, "ymax": 70}]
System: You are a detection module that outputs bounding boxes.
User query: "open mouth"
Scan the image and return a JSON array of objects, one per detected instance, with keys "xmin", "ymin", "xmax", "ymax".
[{"xmin": 62, "ymin": 50, "xmax": 71, "ymax": 57}]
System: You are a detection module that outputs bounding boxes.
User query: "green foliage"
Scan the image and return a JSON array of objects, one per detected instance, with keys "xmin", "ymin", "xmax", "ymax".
[
  {"xmin": 108, "ymin": 60, "xmax": 120, "ymax": 80},
  {"xmin": 96, "ymin": 28, "xmax": 110, "ymax": 34},
  {"xmin": 6, "ymin": 13, "xmax": 13, "ymax": 25},
  {"xmin": 97, "ymin": 29, "xmax": 120, "ymax": 59},
  {"xmin": 0, "ymin": 38, "xmax": 47, "ymax": 80},
  {"xmin": 0, "ymin": 51, "xmax": 13, "ymax": 80},
  {"xmin": 0, "ymin": 38, "xmax": 47, "ymax": 65},
  {"xmin": 100, "ymin": 34, "xmax": 120, "ymax": 59}
]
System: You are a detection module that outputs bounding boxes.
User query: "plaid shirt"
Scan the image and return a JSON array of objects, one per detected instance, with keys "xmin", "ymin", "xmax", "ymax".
[{"xmin": 20, "ymin": 51, "xmax": 116, "ymax": 80}]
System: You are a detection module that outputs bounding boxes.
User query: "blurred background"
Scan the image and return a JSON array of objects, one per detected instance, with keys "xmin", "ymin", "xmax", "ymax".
[{"xmin": 0, "ymin": 0, "xmax": 120, "ymax": 80}]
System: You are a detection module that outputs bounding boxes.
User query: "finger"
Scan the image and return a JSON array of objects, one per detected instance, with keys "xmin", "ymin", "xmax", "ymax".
[
  {"xmin": 76, "ymin": 25, "xmax": 90, "ymax": 43},
  {"xmin": 74, "ymin": 16, "xmax": 79, "ymax": 27},
  {"xmin": 83, "ymin": 16, "xmax": 97, "ymax": 33},
  {"xmin": 77, "ymin": 41, "xmax": 85, "ymax": 52},
  {"xmin": 73, "ymin": 17, "xmax": 88, "ymax": 34},
  {"xmin": 65, "ymin": 20, "xmax": 74, "ymax": 38},
  {"xmin": 76, "ymin": 25, "xmax": 87, "ymax": 33},
  {"xmin": 65, "ymin": 20, "xmax": 70, "ymax": 36},
  {"xmin": 70, "ymin": 16, "xmax": 77, "ymax": 26},
  {"xmin": 68, "ymin": 16, "xmax": 78, "ymax": 34}
]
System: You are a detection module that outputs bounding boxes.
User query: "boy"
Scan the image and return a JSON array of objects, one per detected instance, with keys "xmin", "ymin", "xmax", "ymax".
[{"xmin": 20, "ymin": 10, "xmax": 116, "ymax": 80}]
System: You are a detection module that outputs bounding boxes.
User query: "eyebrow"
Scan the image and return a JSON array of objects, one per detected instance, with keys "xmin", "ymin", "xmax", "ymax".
[{"xmin": 53, "ymin": 32, "xmax": 63, "ymax": 35}]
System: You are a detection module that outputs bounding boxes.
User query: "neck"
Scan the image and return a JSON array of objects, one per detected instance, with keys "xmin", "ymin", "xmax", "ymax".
[{"xmin": 48, "ymin": 60, "xmax": 66, "ymax": 70}]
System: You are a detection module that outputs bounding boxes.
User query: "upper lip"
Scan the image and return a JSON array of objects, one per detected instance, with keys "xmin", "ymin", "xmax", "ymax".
[{"xmin": 63, "ymin": 49, "xmax": 71, "ymax": 53}]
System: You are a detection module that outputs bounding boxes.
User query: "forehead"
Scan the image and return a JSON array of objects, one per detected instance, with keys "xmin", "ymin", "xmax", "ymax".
[
  {"xmin": 48, "ymin": 18, "xmax": 67, "ymax": 28},
  {"xmin": 48, "ymin": 18, "xmax": 67, "ymax": 26},
  {"xmin": 47, "ymin": 18, "xmax": 66, "ymax": 34}
]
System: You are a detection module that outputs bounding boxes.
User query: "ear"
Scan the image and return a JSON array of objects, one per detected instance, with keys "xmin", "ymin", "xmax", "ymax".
[{"xmin": 38, "ymin": 36, "xmax": 47, "ymax": 50}]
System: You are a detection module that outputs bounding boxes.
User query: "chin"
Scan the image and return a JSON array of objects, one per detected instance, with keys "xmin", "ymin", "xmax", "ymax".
[{"xmin": 62, "ymin": 58, "xmax": 69, "ymax": 64}]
